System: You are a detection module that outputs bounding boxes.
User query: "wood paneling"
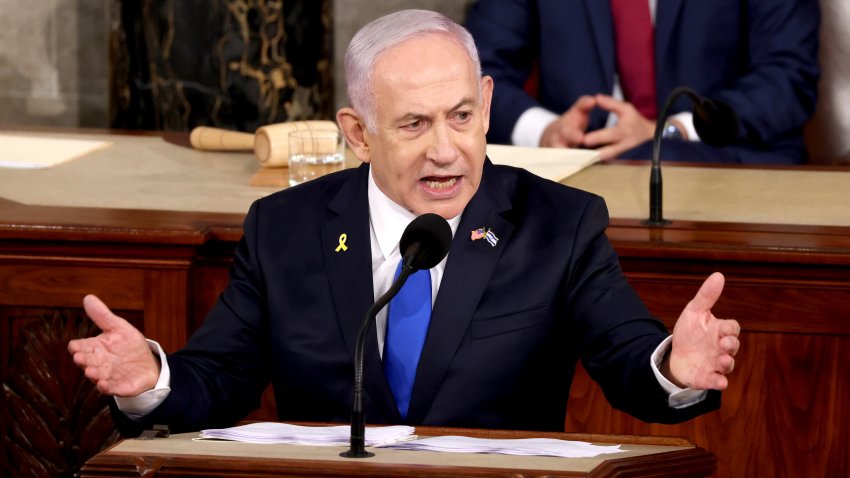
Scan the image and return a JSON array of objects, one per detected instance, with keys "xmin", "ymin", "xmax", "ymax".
[
  {"xmin": 3, "ymin": 177, "xmax": 850, "ymax": 477},
  {"xmin": 0, "ymin": 263, "xmax": 145, "ymax": 309},
  {"xmin": 80, "ymin": 426, "xmax": 715, "ymax": 478},
  {"xmin": 0, "ymin": 200, "xmax": 226, "ymax": 476},
  {"xmin": 1, "ymin": 308, "xmax": 120, "ymax": 477},
  {"xmin": 567, "ymin": 332, "xmax": 850, "ymax": 478}
]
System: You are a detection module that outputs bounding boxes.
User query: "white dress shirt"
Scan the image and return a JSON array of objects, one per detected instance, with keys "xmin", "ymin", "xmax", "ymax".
[{"xmin": 366, "ymin": 168, "xmax": 462, "ymax": 357}]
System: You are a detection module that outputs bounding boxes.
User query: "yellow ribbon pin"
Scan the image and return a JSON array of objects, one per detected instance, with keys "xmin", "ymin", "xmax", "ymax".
[{"xmin": 335, "ymin": 233, "xmax": 348, "ymax": 252}]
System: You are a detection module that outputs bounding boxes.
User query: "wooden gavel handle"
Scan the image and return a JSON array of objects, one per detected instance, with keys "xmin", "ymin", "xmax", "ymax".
[{"xmin": 189, "ymin": 126, "xmax": 254, "ymax": 151}]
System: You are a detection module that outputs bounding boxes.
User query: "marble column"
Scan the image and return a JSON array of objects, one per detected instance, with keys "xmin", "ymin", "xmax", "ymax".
[{"xmin": 0, "ymin": 0, "xmax": 110, "ymax": 127}]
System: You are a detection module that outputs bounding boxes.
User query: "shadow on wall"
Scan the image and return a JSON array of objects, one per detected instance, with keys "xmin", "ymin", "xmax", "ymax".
[
  {"xmin": 112, "ymin": 0, "xmax": 334, "ymax": 133},
  {"xmin": 804, "ymin": 0, "xmax": 850, "ymax": 165}
]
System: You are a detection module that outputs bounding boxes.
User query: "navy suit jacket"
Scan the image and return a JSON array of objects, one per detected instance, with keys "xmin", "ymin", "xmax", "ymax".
[
  {"xmin": 115, "ymin": 162, "xmax": 719, "ymax": 435},
  {"xmin": 466, "ymin": 0, "xmax": 820, "ymax": 164}
]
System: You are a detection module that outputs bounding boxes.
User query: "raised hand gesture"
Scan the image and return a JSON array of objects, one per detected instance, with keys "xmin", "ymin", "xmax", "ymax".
[
  {"xmin": 667, "ymin": 272, "xmax": 741, "ymax": 390},
  {"xmin": 67, "ymin": 295, "xmax": 160, "ymax": 397}
]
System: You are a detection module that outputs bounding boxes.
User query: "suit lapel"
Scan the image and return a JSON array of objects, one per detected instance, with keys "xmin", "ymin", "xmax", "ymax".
[
  {"xmin": 583, "ymin": 0, "xmax": 615, "ymax": 93},
  {"xmin": 655, "ymin": 0, "xmax": 684, "ymax": 82},
  {"xmin": 406, "ymin": 161, "xmax": 515, "ymax": 423},
  {"xmin": 321, "ymin": 164, "xmax": 399, "ymax": 422}
]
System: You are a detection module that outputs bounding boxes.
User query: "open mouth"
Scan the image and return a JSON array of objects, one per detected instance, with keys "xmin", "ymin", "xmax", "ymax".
[{"xmin": 422, "ymin": 176, "xmax": 458, "ymax": 190}]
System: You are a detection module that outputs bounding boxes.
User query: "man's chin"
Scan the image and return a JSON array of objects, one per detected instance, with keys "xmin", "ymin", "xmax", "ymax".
[{"xmin": 411, "ymin": 198, "xmax": 467, "ymax": 220}]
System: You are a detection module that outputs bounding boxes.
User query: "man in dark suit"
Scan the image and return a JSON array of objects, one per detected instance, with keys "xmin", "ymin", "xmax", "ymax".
[
  {"xmin": 466, "ymin": 0, "xmax": 820, "ymax": 164},
  {"xmin": 68, "ymin": 9, "xmax": 740, "ymax": 434}
]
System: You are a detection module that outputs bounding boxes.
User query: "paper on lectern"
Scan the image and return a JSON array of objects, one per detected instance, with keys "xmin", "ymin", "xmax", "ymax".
[
  {"xmin": 378, "ymin": 435, "xmax": 624, "ymax": 458},
  {"xmin": 197, "ymin": 422, "xmax": 414, "ymax": 446},
  {"xmin": 0, "ymin": 134, "xmax": 111, "ymax": 169}
]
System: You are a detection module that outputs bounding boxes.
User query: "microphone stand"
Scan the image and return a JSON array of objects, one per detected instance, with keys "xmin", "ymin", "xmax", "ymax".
[
  {"xmin": 646, "ymin": 86, "xmax": 705, "ymax": 226},
  {"xmin": 340, "ymin": 265, "xmax": 414, "ymax": 458}
]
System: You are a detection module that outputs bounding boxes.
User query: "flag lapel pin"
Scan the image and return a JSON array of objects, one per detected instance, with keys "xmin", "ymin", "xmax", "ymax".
[{"xmin": 470, "ymin": 227, "xmax": 498, "ymax": 247}]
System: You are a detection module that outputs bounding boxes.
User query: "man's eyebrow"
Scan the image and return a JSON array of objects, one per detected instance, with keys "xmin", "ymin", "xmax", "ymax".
[
  {"xmin": 395, "ymin": 111, "xmax": 430, "ymax": 124},
  {"xmin": 394, "ymin": 97, "xmax": 477, "ymax": 123},
  {"xmin": 449, "ymin": 97, "xmax": 476, "ymax": 111}
]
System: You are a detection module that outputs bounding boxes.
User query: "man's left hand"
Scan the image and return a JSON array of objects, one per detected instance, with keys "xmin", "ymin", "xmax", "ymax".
[
  {"xmin": 582, "ymin": 94, "xmax": 655, "ymax": 159},
  {"xmin": 666, "ymin": 272, "xmax": 741, "ymax": 390}
]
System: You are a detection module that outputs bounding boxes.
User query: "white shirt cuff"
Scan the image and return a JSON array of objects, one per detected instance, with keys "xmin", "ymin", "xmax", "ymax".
[
  {"xmin": 114, "ymin": 339, "xmax": 172, "ymax": 419},
  {"xmin": 670, "ymin": 111, "xmax": 701, "ymax": 142},
  {"xmin": 651, "ymin": 335, "xmax": 708, "ymax": 409},
  {"xmin": 511, "ymin": 107, "xmax": 559, "ymax": 147}
]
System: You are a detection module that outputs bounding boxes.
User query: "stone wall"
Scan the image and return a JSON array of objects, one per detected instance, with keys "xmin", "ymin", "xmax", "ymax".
[
  {"xmin": 0, "ymin": 0, "xmax": 475, "ymax": 130},
  {"xmin": 0, "ymin": 0, "xmax": 110, "ymax": 128}
]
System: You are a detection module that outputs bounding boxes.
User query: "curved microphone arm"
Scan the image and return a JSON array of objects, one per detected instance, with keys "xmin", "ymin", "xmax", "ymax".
[
  {"xmin": 341, "ymin": 265, "xmax": 413, "ymax": 458},
  {"xmin": 340, "ymin": 213, "xmax": 450, "ymax": 458},
  {"xmin": 648, "ymin": 86, "xmax": 704, "ymax": 226}
]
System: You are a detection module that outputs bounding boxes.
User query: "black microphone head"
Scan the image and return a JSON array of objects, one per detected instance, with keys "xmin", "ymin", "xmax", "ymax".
[
  {"xmin": 693, "ymin": 98, "xmax": 740, "ymax": 148},
  {"xmin": 399, "ymin": 213, "xmax": 452, "ymax": 271}
]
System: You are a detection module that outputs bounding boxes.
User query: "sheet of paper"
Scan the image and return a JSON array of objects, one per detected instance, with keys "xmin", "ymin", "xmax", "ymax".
[
  {"xmin": 379, "ymin": 435, "xmax": 623, "ymax": 458},
  {"xmin": 197, "ymin": 422, "xmax": 415, "ymax": 446},
  {"xmin": 0, "ymin": 134, "xmax": 112, "ymax": 169},
  {"xmin": 486, "ymin": 144, "xmax": 601, "ymax": 183}
]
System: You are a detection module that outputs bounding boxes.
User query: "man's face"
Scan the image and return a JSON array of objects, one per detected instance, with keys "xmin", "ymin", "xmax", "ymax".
[{"xmin": 360, "ymin": 34, "xmax": 493, "ymax": 219}]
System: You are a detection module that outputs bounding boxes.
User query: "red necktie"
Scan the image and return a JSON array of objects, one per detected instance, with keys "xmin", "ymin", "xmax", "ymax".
[{"xmin": 610, "ymin": 0, "xmax": 657, "ymax": 119}]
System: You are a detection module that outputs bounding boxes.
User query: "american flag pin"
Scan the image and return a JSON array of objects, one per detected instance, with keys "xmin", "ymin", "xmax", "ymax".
[{"xmin": 470, "ymin": 227, "xmax": 498, "ymax": 247}]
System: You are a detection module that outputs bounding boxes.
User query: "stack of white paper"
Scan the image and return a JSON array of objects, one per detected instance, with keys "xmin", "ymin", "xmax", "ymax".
[
  {"xmin": 0, "ymin": 134, "xmax": 112, "ymax": 169},
  {"xmin": 486, "ymin": 144, "xmax": 601, "ymax": 183},
  {"xmin": 378, "ymin": 436, "xmax": 623, "ymax": 458},
  {"xmin": 198, "ymin": 422, "xmax": 415, "ymax": 446}
]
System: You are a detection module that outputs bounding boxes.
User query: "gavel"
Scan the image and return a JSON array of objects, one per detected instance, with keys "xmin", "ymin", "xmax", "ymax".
[{"xmin": 189, "ymin": 120, "xmax": 339, "ymax": 167}]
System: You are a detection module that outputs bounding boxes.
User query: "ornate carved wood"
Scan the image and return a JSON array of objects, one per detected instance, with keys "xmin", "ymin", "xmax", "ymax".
[{"xmin": 2, "ymin": 309, "xmax": 120, "ymax": 478}]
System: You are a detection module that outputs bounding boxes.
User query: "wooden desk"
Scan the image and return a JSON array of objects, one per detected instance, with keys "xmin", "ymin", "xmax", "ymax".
[
  {"xmin": 1, "ymin": 133, "xmax": 848, "ymax": 477},
  {"xmin": 80, "ymin": 426, "xmax": 714, "ymax": 478}
]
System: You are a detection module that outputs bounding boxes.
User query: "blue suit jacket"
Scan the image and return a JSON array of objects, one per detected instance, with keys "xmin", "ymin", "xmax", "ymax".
[
  {"xmin": 466, "ymin": 0, "xmax": 820, "ymax": 164},
  {"xmin": 114, "ymin": 162, "xmax": 719, "ymax": 435}
]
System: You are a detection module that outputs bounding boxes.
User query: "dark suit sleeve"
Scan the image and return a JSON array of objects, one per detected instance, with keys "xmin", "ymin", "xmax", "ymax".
[
  {"xmin": 466, "ymin": 0, "xmax": 542, "ymax": 144},
  {"xmin": 713, "ymin": 0, "xmax": 819, "ymax": 146},
  {"xmin": 113, "ymin": 201, "xmax": 272, "ymax": 436},
  {"xmin": 567, "ymin": 196, "xmax": 719, "ymax": 424}
]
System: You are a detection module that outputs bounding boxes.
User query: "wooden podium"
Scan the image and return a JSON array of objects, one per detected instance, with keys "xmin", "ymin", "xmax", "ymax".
[
  {"xmin": 2, "ymin": 131, "xmax": 850, "ymax": 477},
  {"xmin": 80, "ymin": 426, "xmax": 714, "ymax": 477}
]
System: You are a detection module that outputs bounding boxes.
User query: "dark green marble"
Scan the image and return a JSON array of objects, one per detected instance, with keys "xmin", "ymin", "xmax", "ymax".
[{"xmin": 111, "ymin": 0, "xmax": 333, "ymax": 132}]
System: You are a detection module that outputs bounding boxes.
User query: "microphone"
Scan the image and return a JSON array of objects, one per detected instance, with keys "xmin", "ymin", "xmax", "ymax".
[
  {"xmin": 341, "ymin": 213, "xmax": 452, "ymax": 458},
  {"xmin": 646, "ymin": 86, "xmax": 740, "ymax": 226}
]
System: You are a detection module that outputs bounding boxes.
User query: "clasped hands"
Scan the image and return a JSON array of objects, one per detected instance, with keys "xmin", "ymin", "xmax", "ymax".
[{"xmin": 540, "ymin": 94, "xmax": 658, "ymax": 160}]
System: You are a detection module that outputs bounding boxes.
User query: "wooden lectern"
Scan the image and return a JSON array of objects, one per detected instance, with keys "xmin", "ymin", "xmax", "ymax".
[
  {"xmin": 80, "ymin": 426, "xmax": 714, "ymax": 477},
  {"xmin": 4, "ymin": 131, "xmax": 850, "ymax": 477}
]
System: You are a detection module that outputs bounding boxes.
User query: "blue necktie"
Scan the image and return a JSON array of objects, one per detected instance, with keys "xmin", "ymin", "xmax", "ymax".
[{"xmin": 384, "ymin": 261, "xmax": 431, "ymax": 418}]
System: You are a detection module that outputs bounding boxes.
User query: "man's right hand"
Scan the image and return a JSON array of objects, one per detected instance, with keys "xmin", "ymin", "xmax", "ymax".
[
  {"xmin": 67, "ymin": 294, "xmax": 160, "ymax": 397},
  {"xmin": 539, "ymin": 95, "xmax": 596, "ymax": 148}
]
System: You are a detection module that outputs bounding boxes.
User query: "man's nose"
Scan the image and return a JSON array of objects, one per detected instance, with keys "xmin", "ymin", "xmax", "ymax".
[{"xmin": 425, "ymin": 123, "xmax": 460, "ymax": 164}]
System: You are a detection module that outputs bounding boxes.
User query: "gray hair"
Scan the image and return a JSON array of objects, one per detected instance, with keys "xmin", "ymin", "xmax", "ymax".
[{"xmin": 344, "ymin": 9, "xmax": 482, "ymax": 132}]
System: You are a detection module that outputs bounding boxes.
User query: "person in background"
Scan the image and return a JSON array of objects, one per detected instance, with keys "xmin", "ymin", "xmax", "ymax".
[
  {"xmin": 68, "ymin": 10, "xmax": 740, "ymax": 435},
  {"xmin": 466, "ymin": 0, "xmax": 820, "ymax": 164}
]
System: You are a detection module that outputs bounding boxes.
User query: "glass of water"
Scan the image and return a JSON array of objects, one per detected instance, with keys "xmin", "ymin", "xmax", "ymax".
[{"xmin": 288, "ymin": 129, "xmax": 345, "ymax": 186}]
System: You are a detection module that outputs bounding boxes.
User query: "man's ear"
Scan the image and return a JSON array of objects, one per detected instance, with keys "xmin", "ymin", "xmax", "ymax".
[
  {"xmin": 480, "ymin": 75, "xmax": 494, "ymax": 135},
  {"xmin": 337, "ymin": 107, "xmax": 371, "ymax": 163}
]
